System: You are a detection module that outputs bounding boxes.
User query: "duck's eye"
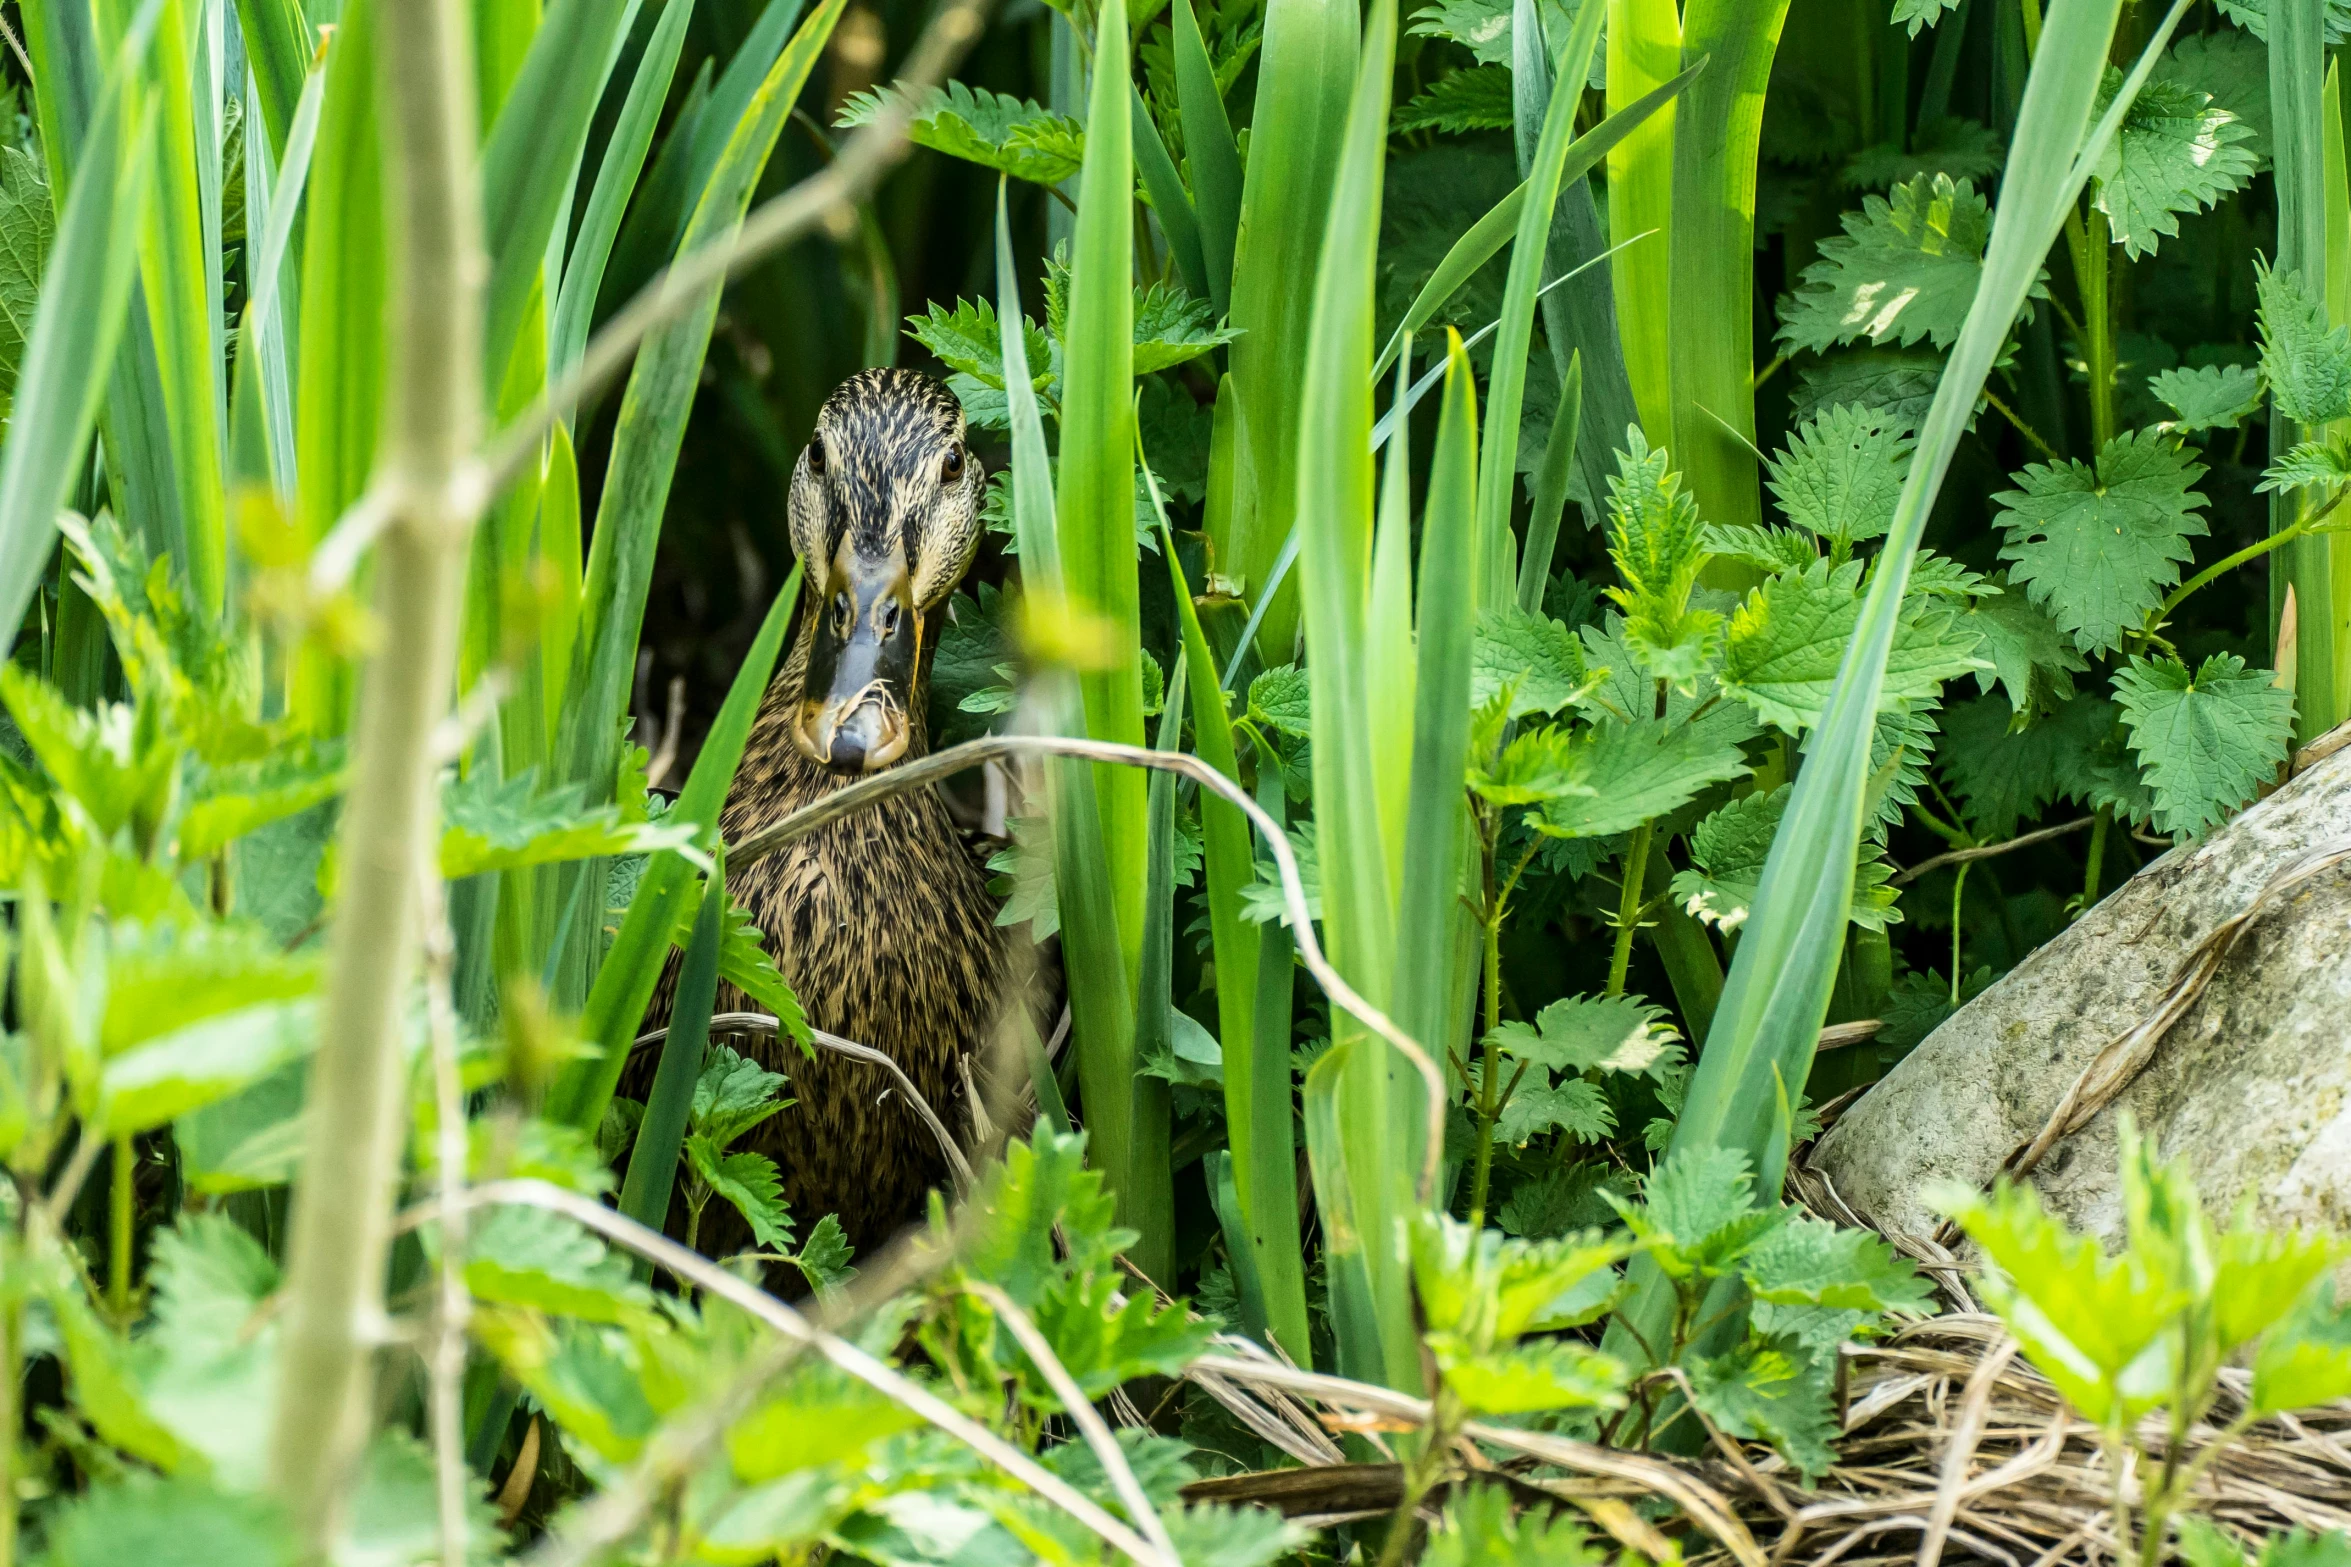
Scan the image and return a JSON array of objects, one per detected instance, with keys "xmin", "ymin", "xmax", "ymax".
[
  {"xmin": 833, "ymin": 591, "xmax": 854, "ymax": 631},
  {"xmin": 807, "ymin": 437, "xmax": 828, "ymax": 476},
  {"xmin": 940, "ymin": 446, "xmax": 964, "ymax": 483}
]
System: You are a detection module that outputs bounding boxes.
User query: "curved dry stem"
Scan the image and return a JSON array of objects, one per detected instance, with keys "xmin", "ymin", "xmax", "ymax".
[
  {"xmin": 632, "ymin": 1013, "xmax": 977, "ymax": 1190},
  {"xmin": 963, "ymin": 1281, "xmax": 1180, "ymax": 1563},
  {"xmin": 437, "ymin": 1180, "xmax": 1174, "ymax": 1567},
  {"xmin": 728, "ymin": 731, "xmax": 1449, "ymax": 1207}
]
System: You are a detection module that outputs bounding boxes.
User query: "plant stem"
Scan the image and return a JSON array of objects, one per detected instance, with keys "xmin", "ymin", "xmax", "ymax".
[
  {"xmin": 1376, "ymin": 1390, "xmax": 1458, "ymax": 1567},
  {"xmin": 2069, "ymin": 207, "xmax": 2118, "ymax": 449},
  {"xmin": 1949, "ymin": 862, "xmax": 1971, "ymax": 1005},
  {"xmin": 1467, "ymin": 839, "xmax": 1506, "ymax": 1227},
  {"xmin": 108, "ymin": 1135, "xmax": 132, "ymax": 1320},
  {"xmin": 269, "ymin": 0, "xmax": 483, "ymax": 1550},
  {"xmin": 1606, "ymin": 820, "xmax": 1656, "ymax": 998},
  {"xmin": 2080, "ymin": 804, "xmax": 2111, "ymax": 908},
  {"xmin": 2160, "ymin": 488, "xmax": 2348, "ymax": 621},
  {"xmin": 0, "ymin": 1286, "xmax": 15, "ymax": 1567}
]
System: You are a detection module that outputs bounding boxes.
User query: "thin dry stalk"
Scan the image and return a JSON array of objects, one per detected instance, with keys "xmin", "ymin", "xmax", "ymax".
[{"xmin": 421, "ymin": 868, "xmax": 472, "ymax": 1566}]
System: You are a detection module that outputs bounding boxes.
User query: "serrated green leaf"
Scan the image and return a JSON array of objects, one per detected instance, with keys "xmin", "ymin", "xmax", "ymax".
[
  {"xmin": 2258, "ymin": 437, "xmax": 2351, "ymax": 495},
  {"xmin": 1890, "ymin": 0, "xmax": 1963, "ymax": 36},
  {"xmin": 837, "ymin": 82, "xmax": 1085, "ymax": 184},
  {"xmin": 1429, "ymin": 1334, "xmax": 1627, "ymax": 1413},
  {"xmin": 2212, "ymin": 0, "xmax": 2351, "ymax": 46},
  {"xmin": 1672, "ymin": 784, "xmax": 1900, "ymax": 931},
  {"xmin": 688, "ymin": 1136, "xmax": 795, "ymax": 1252},
  {"xmin": 1740, "ymin": 1213, "xmax": 1935, "ymax": 1314},
  {"xmin": 1406, "ymin": 0, "xmax": 1573, "ymax": 65},
  {"xmin": 1995, "ymin": 430, "xmax": 2209, "ymax": 655},
  {"xmin": 794, "ymin": 1212, "xmax": 858, "ymax": 1294},
  {"xmin": 987, "ymin": 814, "xmax": 1060, "ymax": 940},
  {"xmin": 1246, "ymin": 663, "xmax": 1312, "ymax": 737},
  {"xmin": 441, "ymin": 769, "xmax": 702, "ymax": 880},
  {"xmin": 2113, "ymin": 653, "xmax": 2295, "ymax": 836},
  {"xmin": 462, "ymin": 1205, "xmax": 653, "ymax": 1322},
  {"xmin": 690, "ymin": 1041, "xmax": 793, "ymax": 1151},
  {"xmin": 1766, "ymin": 403, "xmax": 1914, "ymax": 548},
  {"xmin": 2091, "ymin": 70, "xmax": 2258, "ymax": 260},
  {"xmin": 1719, "ymin": 559, "xmax": 1987, "ymax": 730},
  {"xmin": 1608, "ymin": 1145, "xmax": 1782, "ymax": 1279},
  {"xmin": 1159, "ymin": 1504, "xmax": 1310, "ymax": 1567},
  {"xmin": 2253, "ymin": 1288, "xmax": 2351, "ymax": 1415},
  {"xmin": 1131, "ymin": 280, "xmax": 1241, "ymax": 374},
  {"xmin": 101, "ymin": 921, "xmax": 322, "ymax": 1057},
  {"xmin": 2158, "ymin": 30, "xmax": 2272, "ymax": 163},
  {"xmin": 41, "ymin": 1475, "xmax": 297, "ymax": 1567},
  {"xmin": 1791, "ymin": 346, "xmax": 1949, "ymax": 429},
  {"xmin": 1602, "ymin": 428, "xmax": 1722, "ymax": 684},
  {"xmin": 1471, "ymin": 605, "xmax": 1592, "ymax": 718},
  {"xmin": 1493, "ymin": 1074, "xmax": 1614, "ymax": 1146},
  {"xmin": 1688, "ymin": 1336, "xmax": 1840, "ymax": 1476},
  {"xmin": 2150, "ymin": 363, "xmax": 2262, "ymax": 432},
  {"xmin": 2258, "ymin": 258, "xmax": 2351, "ymax": 426},
  {"xmin": 1703, "ymin": 523, "xmax": 1821, "ymax": 574},
  {"xmin": 1535, "ymin": 717, "xmax": 1751, "ymax": 839},
  {"xmin": 98, "ymin": 999, "xmax": 316, "ymax": 1137},
  {"xmin": 1392, "ymin": 67, "xmax": 1516, "ymax": 134},
  {"xmin": 1485, "ymin": 993, "xmax": 1681, "ymax": 1077},
  {"xmin": 1424, "ymin": 1482, "xmax": 1606, "ymax": 1567},
  {"xmin": 905, "ymin": 298, "xmax": 1054, "ymax": 392},
  {"xmin": 1778, "ymin": 175, "xmax": 1994, "ymax": 354},
  {"xmin": 0, "ymin": 144, "xmax": 54, "ymax": 419},
  {"xmin": 708, "ymin": 897, "xmax": 813, "ymax": 1048},
  {"xmin": 1843, "ymin": 117, "xmax": 2005, "ymax": 190}
]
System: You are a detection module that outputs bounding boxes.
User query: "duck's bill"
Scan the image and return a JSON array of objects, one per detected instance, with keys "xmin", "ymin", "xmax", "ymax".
[{"xmin": 794, "ymin": 556, "xmax": 919, "ymax": 774}]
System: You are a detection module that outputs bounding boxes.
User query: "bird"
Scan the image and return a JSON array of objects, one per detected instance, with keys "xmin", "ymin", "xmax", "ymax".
[{"xmin": 627, "ymin": 368, "xmax": 1008, "ymax": 1264}]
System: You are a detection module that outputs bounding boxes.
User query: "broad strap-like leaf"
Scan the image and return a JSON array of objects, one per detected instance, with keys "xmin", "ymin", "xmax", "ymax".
[
  {"xmin": 2112, "ymin": 652, "xmax": 2296, "ymax": 836},
  {"xmin": 1995, "ymin": 429, "xmax": 2209, "ymax": 654}
]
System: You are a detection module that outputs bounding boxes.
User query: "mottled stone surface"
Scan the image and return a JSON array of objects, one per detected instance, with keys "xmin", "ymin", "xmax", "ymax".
[{"xmin": 1811, "ymin": 748, "xmax": 2351, "ymax": 1247}]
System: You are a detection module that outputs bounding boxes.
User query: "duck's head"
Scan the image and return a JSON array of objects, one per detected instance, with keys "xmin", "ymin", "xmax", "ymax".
[{"xmin": 787, "ymin": 369, "xmax": 984, "ymax": 775}]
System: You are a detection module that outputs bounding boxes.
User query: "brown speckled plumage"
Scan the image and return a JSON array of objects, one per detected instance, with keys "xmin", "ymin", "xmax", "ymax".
[{"xmin": 627, "ymin": 369, "xmax": 1004, "ymax": 1261}]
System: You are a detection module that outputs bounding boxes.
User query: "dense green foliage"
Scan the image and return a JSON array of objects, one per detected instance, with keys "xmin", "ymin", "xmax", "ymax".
[{"xmin": 0, "ymin": 0, "xmax": 2346, "ymax": 1561}]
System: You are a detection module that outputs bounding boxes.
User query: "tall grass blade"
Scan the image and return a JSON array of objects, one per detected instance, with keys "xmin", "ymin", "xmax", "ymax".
[
  {"xmin": 1221, "ymin": 0, "xmax": 1357, "ymax": 661},
  {"xmin": 1620, "ymin": 0, "xmax": 2177, "ymax": 1366},
  {"xmin": 478, "ymin": 0, "xmax": 634, "ymax": 390},
  {"xmin": 1172, "ymin": 0, "xmax": 1241, "ymax": 315},
  {"xmin": 1665, "ymin": 0, "xmax": 1791, "ymax": 539},
  {"xmin": 1516, "ymin": 350, "xmax": 1579, "ymax": 611},
  {"xmin": 233, "ymin": 0, "xmax": 309, "ymax": 157},
  {"xmin": 2272, "ymin": 0, "xmax": 2345, "ymax": 739},
  {"xmin": 1295, "ymin": 0, "xmax": 1419, "ymax": 1392},
  {"xmin": 550, "ymin": 0, "xmax": 693, "ymax": 395},
  {"xmin": 556, "ymin": 0, "xmax": 846, "ymax": 802},
  {"xmin": 242, "ymin": 62, "xmax": 321, "ymax": 501},
  {"xmin": 1607, "ymin": 0, "xmax": 1678, "ymax": 435},
  {"xmin": 1479, "ymin": 0, "xmax": 1604, "ymax": 606},
  {"xmin": 1053, "ymin": 5, "xmax": 1174, "ymax": 1271},
  {"xmin": 1131, "ymin": 84, "xmax": 1207, "ymax": 303},
  {"xmin": 0, "ymin": 30, "xmax": 149, "ymax": 642},
  {"xmin": 550, "ymin": 565, "xmax": 801, "ymax": 1130},
  {"xmin": 616, "ymin": 856, "xmax": 724, "ymax": 1239}
]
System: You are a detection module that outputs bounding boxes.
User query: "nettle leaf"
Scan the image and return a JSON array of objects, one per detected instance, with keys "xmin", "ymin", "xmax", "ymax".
[
  {"xmin": 1392, "ymin": 67, "xmax": 1515, "ymax": 134},
  {"xmin": 1160, "ymin": 1503, "xmax": 1310, "ymax": 1567},
  {"xmin": 1792, "ymin": 345, "xmax": 1949, "ymax": 429},
  {"xmin": 1940, "ymin": 693, "xmax": 2093, "ymax": 837},
  {"xmin": 1240, "ymin": 823, "xmax": 1321, "ymax": 927},
  {"xmin": 691, "ymin": 1041, "xmax": 792, "ymax": 1150},
  {"xmin": 102, "ymin": 920, "xmax": 321, "ymax": 1057},
  {"xmin": 2150, "ymin": 363, "xmax": 2262, "ymax": 433},
  {"xmin": 1247, "ymin": 663, "xmax": 1312, "ymax": 738},
  {"xmin": 2091, "ymin": 70, "xmax": 2258, "ymax": 260},
  {"xmin": 1406, "ymin": 0, "xmax": 1574, "ymax": 66},
  {"xmin": 441, "ymin": 769, "xmax": 701, "ymax": 880},
  {"xmin": 1472, "ymin": 606, "xmax": 1592, "ymax": 718},
  {"xmin": 1778, "ymin": 174, "xmax": 1995, "ymax": 354},
  {"xmin": 2158, "ymin": 31, "xmax": 2271, "ymax": 163},
  {"xmin": 1890, "ymin": 0, "xmax": 1963, "ymax": 36},
  {"xmin": 1704, "ymin": 523, "xmax": 1820, "ymax": 575},
  {"xmin": 2252, "ymin": 1287, "xmax": 2351, "ymax": 1416},
  {"xmin": 1429, "ymin": 1335, "xmax": 1628, "ymax": 1414},
  {"xmin": 794, "ymin": 1213, "xmax": 858, "ymax": 1294},
  {"xmin": 988, "ymin": 814, "xmax": 1061, "ymax": 939},
  {"xmin": 1766, "ymin": 403, "xmax": 1914, "ymax": 548},
  {"xmin": 41, "ymin": 1475, "xmax": 297, "ymax": 1567},
  {"xmin": 1486, "ymin": 994, "xmax": 1681, "ymax": 1078},
  {"xmin": 1996, "ymin": 430, "xmax": 2209, "ymax": 655},
  {"xmin": 1471, "ymin": 726, "xmax": 1591, "ymax": 808},
  {"xmin": 1132, "ymin": 281, "xmax": 1240, "ymax": 374},
  {"xmin": 960, "ymin": 1127, "xmax": 1131, "ymax": 1307},
  {"xmin": 462, "ymin": 1205, "xmax": 653, "ymax": 1322},
  {"xmin": 2258, "ymin": 259, "xmax": 2351, "ymax": 427},
  {"xmin": 1536, "ymin": 718, "xmax": 1751, "ymax": 840},
  {"xmin": 1908, "ymin": 550, "xmax": 1996, "ymax": 600},
  {"xmin": 1607, "ymin": 1146, "xmax": 1783, "ymax": 1280},
  {"xmin": 2212, "ymin": 0, "xmax": 2351, "ymax": 47},
  {"xmin": 1425, "ymin": 1482, "xmax": 1607, "ymax": 1567},
  {"xmin": 1493, "ymin": 1074, "xmax": 1614, "ymax": 1146},
  {"xmin": 1672, "ymin": 785, "xmax": 1899, "ymax": 932},
  {"xmin": 2113, "ymin": 653, "xmax": 2296, "ymax": 837},
  {"xmin": 97, "ymin": 1000, "xmax": 316, "ymax": 1137},
  {"xmin": 837, "ymin": 81, "xmax": 1085, "ymax": 184},
  {"xmin": 1962, "ymin": 579, "xmax": 2088, "ymax": 716},
  {"xmin": 700, "ymin": 896, "xmax": 812, "ymax": 1047},
  {"xmin": 1603, "ymin": 429, "xmax": 1723, "ymax": 684},
  {"xmin": 2259, "ymin": 437, "xmax": 2351, "ymax": 496},
  {"xmin": 1719, "ymin": 558, "xmax": 1987, "ymax": 731},
  {"xmin": 1741, "ymin": 1214, "xmax": 1934, "ymax": 1314},
  {"xmin": 906, "ymin": 298, "xmax": 1054, "ymax": 392},
  {"xmin": 687, "ymin": 1136, "xmax": 795, "ymax": 1251},
  {"xmin": 1688, "ymin": 1337, "xmax": 1840, "ymax": 1477},
  {"xmin": 0, "ymin": 144, "xmax": 51, "ymax": 418},
  {"xmin": 1853, "ymin": 699, "xmax": 1942, "ymax": 841},
  {"xmin": 1843, "ymin": 117, "xmax": 2004, "ymax": 191}
]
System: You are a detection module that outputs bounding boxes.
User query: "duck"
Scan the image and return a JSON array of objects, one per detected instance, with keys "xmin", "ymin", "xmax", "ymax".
[{"xmin": 629, "ymin": 367, "xmax": 1007, "ymax": 1262}]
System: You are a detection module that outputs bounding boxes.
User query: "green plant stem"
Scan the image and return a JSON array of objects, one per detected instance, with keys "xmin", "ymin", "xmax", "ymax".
[
  {"xmin": 2159, "ymin": 487, "xmax": 2347, "ymax": 621},
  {"xmin": 2068, "ymin": 206, "xmax": 2118, "ymax": 449},
  {"xmin": 1607, "ymin": 820, "xmax": 1657, "ymax": 997},
  {"xmin": 1979, "ymin": 383, "xmax": 2062, "ymax": 461},
  {"xmin": 269, "ymin": 0, "xmax": 482, "ymax": 1548},
  {"xmin": 0, "ymin": 1292, "xmax": 12, "ymax": 1567},
  {"xmin": 108, "ymin": 1135, "xmax": 131, "ymax": 1320},
  {"xmin": 2081, "ymin": 804, "xmax": 2111, "ymax": 908},
  {"xmin": 1467, "ymin": 833, "xmax": 1506, "ymax": 1226},
  {"xmin": 1949, "ymin": 862, "xmax": 1971, "ymax": 1005},
  {"xmin": 1376, "ymin": 1388, "xmax": 1460, "ymax": 1567}
]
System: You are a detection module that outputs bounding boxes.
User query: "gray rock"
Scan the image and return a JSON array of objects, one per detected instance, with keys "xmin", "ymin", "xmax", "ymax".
[{"xmin": 1809, "ymin": 746, "xmax": 2351, "ymax": 1248}]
